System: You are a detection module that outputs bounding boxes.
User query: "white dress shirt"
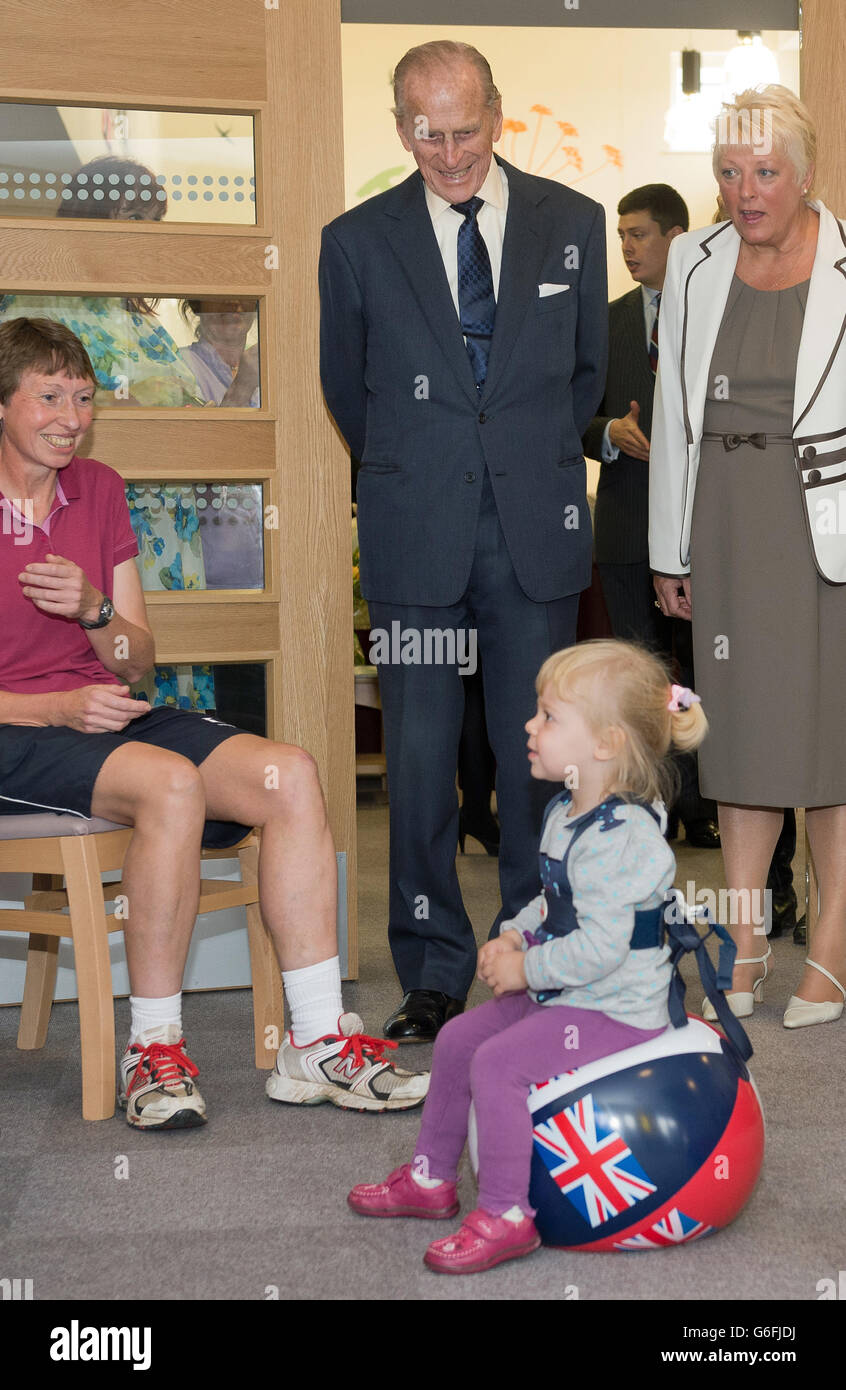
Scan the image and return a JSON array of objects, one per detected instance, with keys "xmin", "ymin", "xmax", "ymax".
[{"xmin": 423, "ymin": 160, "xmax": 509, "ymax": 325}]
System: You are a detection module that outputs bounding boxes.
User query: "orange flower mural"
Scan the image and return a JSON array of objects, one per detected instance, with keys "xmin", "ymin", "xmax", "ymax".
[{"xmin": 493, "ymin": 104, "xmax": 624, "ymax": 188}]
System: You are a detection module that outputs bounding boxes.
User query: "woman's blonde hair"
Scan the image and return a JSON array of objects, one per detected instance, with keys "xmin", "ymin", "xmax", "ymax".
[
  {"xmin": 712, "ymin": 84, "xmax": 817, "ymax": 199},
  {"xmin": 536, "ymin": 639, "xmax": 708, "ymax": 807}
]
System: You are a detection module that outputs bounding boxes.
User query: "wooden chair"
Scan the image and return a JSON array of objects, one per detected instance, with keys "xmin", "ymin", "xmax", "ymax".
[{"xmin": 0, "ymin": 812, "xmax": 283, "ymax": 1121}]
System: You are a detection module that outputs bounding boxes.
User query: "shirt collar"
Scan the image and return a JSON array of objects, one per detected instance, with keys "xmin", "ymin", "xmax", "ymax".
[
  {"xmin": 424, "ymin": 157, "xmax": 507, "ymax": 223},
  {"xmin": 641, "ymin": 283, "xmax": 662, "ymax": 312}
]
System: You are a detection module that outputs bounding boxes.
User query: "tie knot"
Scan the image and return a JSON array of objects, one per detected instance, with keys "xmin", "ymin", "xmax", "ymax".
[{"xmin": 451, "ymin": 195, "xmax": 483, "ymax": 221}]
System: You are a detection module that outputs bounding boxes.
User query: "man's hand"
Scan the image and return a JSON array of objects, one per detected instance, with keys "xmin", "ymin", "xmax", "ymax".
[
  {"xmin": 653, "ymin": 573, "xmax": 691, "ymax": 621},
  {"xmin": 19, "ymin": 554, "xmax": 102, "ymax": 622},
  {"xmin": 608, "ymin": 401, "xmax": 650, "ymax": 461},
  {"xmin": 477, "ymin": 928, "xmax": 523, "ymax": 978},
  {"xmin": 55, "ymin": 685, "xmax": 151, "ymax": 733}
]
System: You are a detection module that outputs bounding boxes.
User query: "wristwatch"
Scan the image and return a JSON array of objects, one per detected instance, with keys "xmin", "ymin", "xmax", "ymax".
[{"xmin": 78, "ymin": 595, "xmax": 115, "ymax": 629}]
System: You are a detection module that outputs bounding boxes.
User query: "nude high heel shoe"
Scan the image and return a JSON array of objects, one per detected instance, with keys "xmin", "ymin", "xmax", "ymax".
[
  {"xmin": 701, "ymin": 945, "xmax": 772, "ymax": 1021},
  {"xmin": 783, "ymin": 959, "xmax": 846, "ymax": 1029}
]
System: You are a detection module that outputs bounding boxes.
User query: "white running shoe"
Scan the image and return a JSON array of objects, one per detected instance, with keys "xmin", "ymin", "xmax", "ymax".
[
  {"xmin": 266, "ymin": 1012, "xmax": 430, "ymax": 1112},
  {"xmin": 118, "ymin": 1024, "xmax": 207, "ymax": 1130}
]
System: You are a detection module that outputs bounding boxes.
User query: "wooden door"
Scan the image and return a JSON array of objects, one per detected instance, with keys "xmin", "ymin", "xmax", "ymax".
[{"xmin": 0, "ymin": 0, "xmax": 357, "ymax": 972}]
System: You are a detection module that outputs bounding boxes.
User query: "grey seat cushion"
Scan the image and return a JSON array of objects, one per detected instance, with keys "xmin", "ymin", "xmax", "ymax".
[{"xmin": 0, "ymin": 813, "xmax": 130, "ymax": 841}]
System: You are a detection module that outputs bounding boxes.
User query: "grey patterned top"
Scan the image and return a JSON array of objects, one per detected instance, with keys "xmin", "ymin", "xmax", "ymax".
[{"xmin": 501, "ymin": 799, "xmax": 676, "ymax": 1030}]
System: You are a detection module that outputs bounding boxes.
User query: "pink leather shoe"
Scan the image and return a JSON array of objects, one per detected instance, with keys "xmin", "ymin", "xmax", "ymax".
[
  {"xmin": 347, "ymin": 1164, "xmax": 459, "ymax": 1219},
  {"xmin": 424, "ymin": 1207, "xmax": 541, "ymax": 1274}
]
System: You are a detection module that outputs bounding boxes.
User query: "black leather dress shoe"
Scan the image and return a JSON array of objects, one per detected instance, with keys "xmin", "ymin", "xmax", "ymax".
[
  {"xmin": 383, "ymin": 990, "xmax": 465, "ymax": 1043},
  {"xmin": 682, "ymin": 818, "xmax": 721, "ymax": 849}
]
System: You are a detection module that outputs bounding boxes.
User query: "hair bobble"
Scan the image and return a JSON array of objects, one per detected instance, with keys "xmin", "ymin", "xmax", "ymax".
[{"xmin": 668, "ymin": 683, "xmax": 701, "ymax": 712}]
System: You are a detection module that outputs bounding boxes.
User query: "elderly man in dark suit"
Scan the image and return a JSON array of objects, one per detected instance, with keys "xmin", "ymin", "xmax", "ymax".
[
  {"xmin": 583, "ymin": 183, "xmax": 798, "ymax": 932},
  {"xmin": 319, "ymin": 40, "xmax": 607, "ymax": 1040}
]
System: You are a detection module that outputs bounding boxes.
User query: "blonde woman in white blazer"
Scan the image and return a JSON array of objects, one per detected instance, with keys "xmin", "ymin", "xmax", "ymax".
[{"xmin": 650, "ymin": 86, "xmax": 846, "ymax": 1032}]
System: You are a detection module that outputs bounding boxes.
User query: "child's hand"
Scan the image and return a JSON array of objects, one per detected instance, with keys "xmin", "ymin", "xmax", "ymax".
[
  {"xmin": 478, "ymin": 947, "xmax": 527, "ymax": 997},
  {"xmin": 477, "ymin": 930, "xmax": 522, "ymax": 978}
]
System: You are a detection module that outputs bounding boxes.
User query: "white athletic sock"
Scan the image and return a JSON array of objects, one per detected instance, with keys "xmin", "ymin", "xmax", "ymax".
[
  {"xmin": 282, "ymin": 955, "xmax": 343, "ymax": 1046},
  {"xmin": 501, "ymin": 1205, "xmax": 526, "ymax": 1224},
  {"xmin": 411, "ymin": 1155, "xmax": 447, "ymax": 1188},
  {"xmin": 129, "ymin": 992, "xmax": 182, "ymax": 1044}
]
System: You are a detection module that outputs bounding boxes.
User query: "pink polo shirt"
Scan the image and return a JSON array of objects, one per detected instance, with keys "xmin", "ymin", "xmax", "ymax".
[{"xmin": 0, "ymin": 456, "xmax": 139, "ymax": 694}]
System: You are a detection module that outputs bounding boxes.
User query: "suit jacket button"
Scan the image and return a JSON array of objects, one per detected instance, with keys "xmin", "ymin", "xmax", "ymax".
[
  {"xmin": 464, "ymin": 471, "xmax": 476, "ymax": 483},
  {"xmin": 478, "ymin": 412, "xmax": 487, "ymax": 423},
  {"xmin": 803, "ymin": 446, "xmax": 817, "ymax": 461}
]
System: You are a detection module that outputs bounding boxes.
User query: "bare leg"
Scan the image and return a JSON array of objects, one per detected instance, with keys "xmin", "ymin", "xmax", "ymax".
[
  {"xmin": 197, "ymin": 735, "xmax": 336, "ymax": 971},
  {"xmin": 90, "ymin": 744, "xmax": 206, "ymax": 997},
  {"xmin": 795, "ymin": 805, "xmax": 846, "ymax": 1003},
  {"xmin": 717, "ymin": 803, "xmax": 783, "ymax": 994}
]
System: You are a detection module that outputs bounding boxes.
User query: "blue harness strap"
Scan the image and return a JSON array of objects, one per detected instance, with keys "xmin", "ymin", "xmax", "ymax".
[
  {"xmin": 661, "ymin": 889, "xmax": 753, "ymax": 1059},
  {"xmin": 531, "ymin": 796, "xmax": 754, "ymax": 1060}
]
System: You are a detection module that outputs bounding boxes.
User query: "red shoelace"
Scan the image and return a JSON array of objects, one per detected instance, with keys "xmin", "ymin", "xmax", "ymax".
[
  {"xmin": 127, "ymin": 1039, "xmax": 199, "ymax": 1095},
  {"xmin": 336, "ymin": 1032, "xmax": 397, "ymax": 1073}
]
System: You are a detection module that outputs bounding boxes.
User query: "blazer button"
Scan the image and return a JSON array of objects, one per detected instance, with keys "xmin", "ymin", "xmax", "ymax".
[
  {"xmin": 478, "ymin": 412, "xmax": 487, "ymax": 423},
  {"xmin": 464, "ymin": 471, "xmax": 476, "ymax": 483},
  {"xmin": 803, "ymin": 446, "xmax": 817, "ymax": 461}
]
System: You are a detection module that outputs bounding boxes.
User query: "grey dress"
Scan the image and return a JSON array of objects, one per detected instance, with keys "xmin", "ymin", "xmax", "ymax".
[{"xmin": 690, "ymin": 273, "xmax": 846, "ymax": 806}]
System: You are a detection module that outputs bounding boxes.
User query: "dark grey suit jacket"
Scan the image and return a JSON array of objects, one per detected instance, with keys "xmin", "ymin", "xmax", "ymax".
[
  {"xmin": 583, "ymin": 287, "xmax": 655, "ymax": 566},
  {"xmin": 319, "ymin": 155, "xmax": 608, "ymax": 606}
]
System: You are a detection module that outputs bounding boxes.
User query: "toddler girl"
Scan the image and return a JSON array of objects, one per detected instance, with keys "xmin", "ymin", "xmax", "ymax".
[{"xmin": 348, "ymin": 639, "xmax": 708, "ymax": 1274}]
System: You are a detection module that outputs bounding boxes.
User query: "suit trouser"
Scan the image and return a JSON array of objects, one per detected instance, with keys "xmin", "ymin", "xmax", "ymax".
[{"xmin": 368, "ymin": 470, "xmax": 579, "ymax": 999}]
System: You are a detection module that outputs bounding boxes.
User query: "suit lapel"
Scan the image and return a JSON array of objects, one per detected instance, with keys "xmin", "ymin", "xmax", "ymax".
[
  {"xmin": 620, "ymin": 288, "xmax": 651, "ymax": 384},
  {"xmin": 382, "ymin": 172, "xmax": 479, "ymax": 406},
  {"xmin": 794, "ymin": 204, "xmax": 846, "ymax": 429},
  {"xmin": 480, "ymin": 157, "xmax": 545, "ymax": 402},
  {"xmin": 681, "ymin": 222, "xmax": 738, "ymax": 444}
]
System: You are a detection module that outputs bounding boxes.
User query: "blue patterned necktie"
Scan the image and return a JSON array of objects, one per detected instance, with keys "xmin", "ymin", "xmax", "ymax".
[{"xmin": 451, "ymin": 195, "xmax": 496, "ymax": 391}]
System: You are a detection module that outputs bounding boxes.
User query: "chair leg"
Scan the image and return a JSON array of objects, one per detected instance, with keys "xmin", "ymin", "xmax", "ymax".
[
  {"xmin": 61, "ymin": 837, "xmax": 116, "ymax": 1122},
  {"xmin": 17, "ymin": 933, "xmax": 60, "ymax": 1050},
  {"xmin": 239, "ymin": 837, "xmax": 284, "ymax": 1068}
]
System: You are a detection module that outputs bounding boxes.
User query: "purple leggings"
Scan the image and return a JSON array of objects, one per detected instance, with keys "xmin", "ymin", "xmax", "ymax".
[{"xmin": 413, "ymin": 993, "xmax": 664, "ymax": 1217}]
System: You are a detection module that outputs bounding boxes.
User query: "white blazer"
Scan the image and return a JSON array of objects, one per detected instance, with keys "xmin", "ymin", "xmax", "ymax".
[{"xmin": 649, "ymin": 200, "xmax": 846, "ymax": 582}]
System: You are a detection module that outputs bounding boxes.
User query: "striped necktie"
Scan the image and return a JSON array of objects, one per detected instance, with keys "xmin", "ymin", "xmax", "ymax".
[
  {"xmin": 451, "ymin": 195, "xmax": 496, "ymax": 391},
  {"xmin": 649, "ymin": 291, "xmax": 661, "ymax": 375}
]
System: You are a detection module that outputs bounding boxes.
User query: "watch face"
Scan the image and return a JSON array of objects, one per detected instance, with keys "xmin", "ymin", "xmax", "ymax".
[{"xmin": 102, "ymin": 597, "xmax": 115, "ymax": 621}]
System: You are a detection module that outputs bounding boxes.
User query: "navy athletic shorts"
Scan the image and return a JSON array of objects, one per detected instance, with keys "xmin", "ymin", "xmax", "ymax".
[{"xmin": 0, "ymin": 706, "xmax": 251, "ymax": 849}]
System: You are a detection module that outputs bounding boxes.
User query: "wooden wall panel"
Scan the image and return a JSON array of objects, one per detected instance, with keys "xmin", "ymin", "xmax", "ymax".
[
  {"xmin": 0, "ymin": 0, "xmax": 358, "ymax": 972},
  {"xmin": 268, "ymin": 1, "xmax": 357, "ymax": 960},
  {"xmin": 85, "ymin": 419, "xmax": 277, "ymax": 476},
  {"xmin": 801, "ymin": 0, "xmax": 846, "ymax": 218},
  {"xmin": 0, "ymin": 0, "xmax": 266, "ymax": 105},
  {"xmin": 0, "ymin": 229, "xmax": 269, "ymax": 292}
]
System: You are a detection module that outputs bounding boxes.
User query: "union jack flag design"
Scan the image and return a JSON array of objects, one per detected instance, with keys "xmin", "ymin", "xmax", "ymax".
[
  {"xmin": 613, "ymin": 1207, "xmax": 714, "ymax": 1250},
  {"xmin": 533, "ymin": 1092, "xmax": 657, "ymax": 1229}
]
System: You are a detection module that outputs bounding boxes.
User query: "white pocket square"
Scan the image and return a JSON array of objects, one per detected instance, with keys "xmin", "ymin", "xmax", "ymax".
[{"xmin": 538, "ymin": 282, "xmax": 571, "ymax": 297}]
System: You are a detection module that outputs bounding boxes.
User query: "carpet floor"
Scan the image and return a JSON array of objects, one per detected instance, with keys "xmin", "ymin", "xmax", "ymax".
[{"xmin": 1, "ymin": 803, "xmax": 843, "ymax": 1302}]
